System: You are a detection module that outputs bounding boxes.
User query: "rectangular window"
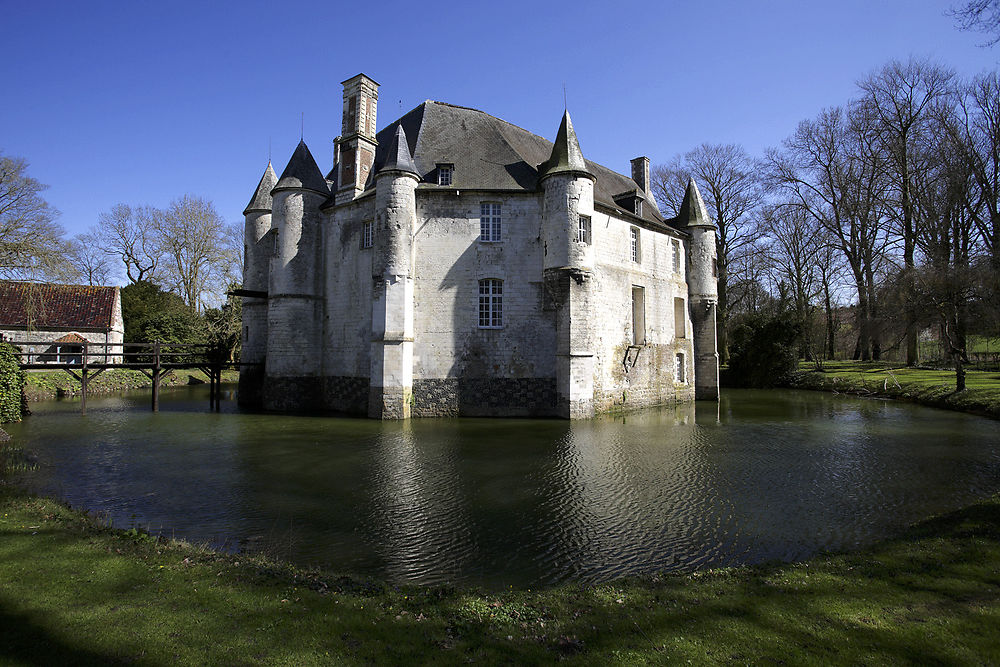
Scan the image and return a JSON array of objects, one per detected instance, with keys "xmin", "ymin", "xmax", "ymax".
[
  {"xmin": 438, "ymin": 164, "xmax": 453, "ymax": 186},
  {"xmin": 630, "ymin": 227, "xmax": 640, "ymax": 263},
  {"xmin": 361, "ymin": 220, "xmax": 373, "ymax": 248},
  {"xmin": 712, "ymin": 257, "xmax": 718, "ymax": 278},
  {"xmin": 672, "ymin": 239, "xmax": 681, "ymax": 274},
  {"xmin": 480, "ymin": 203, "xmax": 502, "ymax": 242},
  {"xmin": 675, "ymin": 353, "xmax": 686, "ymax": 383},
  {"xmin": 577, "ymin": 215, "xmax": 592, "ymax": 244},
  {"xmin": 478, "ymin": 278, "xmax": 503, "ymax": 328},
  {"xmin": 674, "ymin": 297, "xmax": 686, "ymax": 339},
  {"xmin": 631, "ymin": 286, "xmax": 645, "ymax": 345},
  {"xmin": 635, "ymin": 199, "xmax": 643, "ymax": 217}
]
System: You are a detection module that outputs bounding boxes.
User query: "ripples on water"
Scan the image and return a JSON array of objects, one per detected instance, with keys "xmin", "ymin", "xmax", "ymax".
[{"xmin": 5, "ymin": 387, "xmax": 1000, "ymax": 588}]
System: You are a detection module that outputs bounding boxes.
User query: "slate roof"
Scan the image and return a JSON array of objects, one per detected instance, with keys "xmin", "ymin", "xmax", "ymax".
[
  {"xmin": 324, "ymin": 101, "xmax": 667, "ymax": 227},
  {"xmin": 0, "ymin": 282, "xmax": 119, "ymax": 330},
  {"xmin": 275, "ymin": 141, "xmax": 329, "ymax": 194},
  {"xmin": 677, "ymin": 177, "xmax": 714, "ymax": 229},
  {"xmin": 244, "ymin": 162, "xmax": 278, "ymax": 215},
  {"xmin": 379, "ymin": 125, "xmax": 419, "ymax": 176}
]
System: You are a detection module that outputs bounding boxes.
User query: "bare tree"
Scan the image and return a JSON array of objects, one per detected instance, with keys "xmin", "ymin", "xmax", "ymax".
[
  {"xmin": 67, "ymin": 230, "xmax": 115, "ymax": 286},
  {"xmin": 154, "ymin": 195, "xmax": 232, "ymax": 311},
  {"xmin": 651, "ymin": 144, "xmax": 762, "ymax": 363},
  {"xmin": 0, "ymin": 152, "xmax": 71, "ymax": 280},
  {"xmin": 858, "ymin": 58, "xmax": 956, "ymax": 366},
  {"xmin": 950, "ymin": 0, "xmax": 1000, "ymax": 45},
  {"xmin": 764, "ymin": 106, "xmax": 893, "ymax": 361},
  {"xmin": 764, "ymin": 205, "xmax": 825, "ymax": 358},
  {"xmin": 97, "ymin": 203, "xmax": 161, "ymax": 283},
  {"xmin": 945, "ymin": 72, "xmax": 1000, "ymax": 270}
]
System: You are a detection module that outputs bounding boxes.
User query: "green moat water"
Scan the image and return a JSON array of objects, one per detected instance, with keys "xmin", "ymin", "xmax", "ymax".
[{"xmin": 5, "ymin": 386, "xmax": 1000, "ymax": 588}]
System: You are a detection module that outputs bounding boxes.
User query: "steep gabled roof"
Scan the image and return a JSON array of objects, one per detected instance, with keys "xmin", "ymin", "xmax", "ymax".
[
  {"xmin": 275, "ymin": 141, "xmax": 329, "ymax": 194},
  {"xmin": 243, "ymin": 162, "xmax": 278, "ymax": 215},
  {"xmin": 324, "ymin": 101, "xmax": 665, "ymax": 227},
  {"xmin": 0, "ymin": 282, "xmax": 119, "ymax": 330}
]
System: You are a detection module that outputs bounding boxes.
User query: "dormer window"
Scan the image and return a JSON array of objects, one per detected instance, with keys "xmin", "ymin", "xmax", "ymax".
[
  {"xmin": 437, "ymin": 164, "xmax": 454, "ymax": 186},
  {"xmin": 634, "ymin": 199, "xmax": 643, "ymax": 216}
]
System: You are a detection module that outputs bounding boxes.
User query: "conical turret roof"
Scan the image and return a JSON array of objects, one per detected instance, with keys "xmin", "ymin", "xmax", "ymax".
[
  {"xmin": 378, "ymin": 125, "xmax": 419, "ymax": 176},
  {"xmin": 677, "ymin": 177, "xmax": 714, "ymax": 228},
  {"xmin": 243, "ymin": 162, "xmax": 278, "ymax": 215},
  {"xmin": 539, "ymin": 110, "xmax": 593, "ymax": 179},
  {"xmin": 275, "ymin": 140, "xmax": 329, "ymax": 194}
]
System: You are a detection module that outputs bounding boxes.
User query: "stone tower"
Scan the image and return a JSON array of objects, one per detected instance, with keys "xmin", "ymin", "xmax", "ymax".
[
  {"xmin": 238, "ymin": 161, "xmax": 277, "ymax": 408},
  {"xmin": 264, "ymin": 140, "xmax": 329, "ymax": 410},
  {"xmin": 336, "ymin": 74, "xmax": 379, "ymax": 204},
  {"xmin": 369, "ymin": 125, "xmax": 420, "ymax": 419},
  {"xmin": 540, "ymin": 111, "xmax": 597, "ymax": 418},
  {"xmin": 679, "ymin": 178, "xmax": 720, "ymax": 401}
]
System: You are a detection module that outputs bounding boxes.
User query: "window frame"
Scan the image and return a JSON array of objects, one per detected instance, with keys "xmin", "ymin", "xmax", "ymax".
[
  {"xmin": 630, "ymin": 226, "xmax": 640, "ymax": 263},
  {"xmin": 675, "ymin": 352, "xmax": 686, "ymax": 384},
  {"xmin": 672, "ymin": 238, "xmax": 682, "ymax": 274},
  {"xmin": 478, "ymin": 278, "xmax": 503, "ymax": 329},
  {"xmin": 577, "ymin": 214, "xmax": 592, "ymax": 245},
  {"xmin": 361, "ymin": 220, "xmax": 374, "ymax": 249},
  {"xmin": 480, "ymin": 202, "xmax": 502, "ymax": 242},
  {"xmin": 437, "ymin": 164, "xmax": 453, "ymax": 186}
]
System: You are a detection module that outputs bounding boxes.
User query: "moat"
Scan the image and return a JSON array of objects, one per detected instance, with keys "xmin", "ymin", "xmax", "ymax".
[{"xmin": 5, "ymin": 387, "xmax": 1000, "ymax": 588}]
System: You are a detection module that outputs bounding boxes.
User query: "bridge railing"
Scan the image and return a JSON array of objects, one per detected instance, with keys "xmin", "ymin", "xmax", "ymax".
[
  {"xmin": 7, "ymin": 340, "xmax": 240, "ymax": 413},
  {"xmin": 9, "ymin": 340, "xmax": 232, "ymax": 369}
]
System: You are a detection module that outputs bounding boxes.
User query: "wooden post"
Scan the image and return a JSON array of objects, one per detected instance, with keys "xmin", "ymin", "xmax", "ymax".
[
  {"xmin": 152, "ymin": 340, "xmax": 160, "ymax": 413},
  {"xmin": 81, "ymin": 341, "xmax": 88, "ymax": 415}
]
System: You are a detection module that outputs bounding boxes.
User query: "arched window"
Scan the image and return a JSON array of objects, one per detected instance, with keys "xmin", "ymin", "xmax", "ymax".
[{"xmin": 478, "ymin": 279, "xmax": 503, "ymax": 328}]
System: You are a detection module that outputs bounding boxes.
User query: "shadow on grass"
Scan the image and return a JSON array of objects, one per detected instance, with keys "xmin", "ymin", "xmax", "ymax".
[{"xmin": 0, "ymin": 600, "xmax": 129, "ymax": 666}]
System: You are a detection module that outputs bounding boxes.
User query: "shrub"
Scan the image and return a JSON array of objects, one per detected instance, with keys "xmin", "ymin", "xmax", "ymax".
[
  {"xmin": 0, "ymin": 343, "xmax": 26, "ymax": 423},
  {"xmin": 725, "ymin": 312, "xmax": 802, "ymax": 388}
]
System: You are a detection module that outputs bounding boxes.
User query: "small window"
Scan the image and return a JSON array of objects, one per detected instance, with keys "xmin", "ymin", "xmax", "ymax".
[
  {"xmin": 675, "ymin": 353, "xmax": 686, "ymax": 383},
  {"xmin": 712, "ymin": 257, "xmax": 718, "ymax": 277},
  {"xmin": 361, "ymin": 220, "xmax": 373, "ymax": 248},
  {"xmin": 672, "ymin": 239, "xmax": 682, "ymax": 274},
  {"xmin": 577, "ymin": 215, "xmax": 592, "ymax": 245},
  {"xmin": 478, "ymin": 278, "xmax": 503, "ymax": 328},
  {"xmin": 635, "ymin": 199, "xmax": 643, "ymax": 216},
  {"xmin": 438, "ymin": 164, "xmax": 453, "ymax": 186},
  {"xmin": 674, "ymin": 297, "xmax": 686, "ymax": 339},
  {"xmin": 480, "ymin": 203, "xmax": 502, "ymax": 242},
  {"xmin": 630, "ymin": 227, "xmax": 640, "ymax": 263}
]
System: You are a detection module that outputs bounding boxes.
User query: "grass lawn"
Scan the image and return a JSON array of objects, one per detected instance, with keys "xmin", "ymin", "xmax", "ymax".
[
  {"xmin": 789, "ymin": 361, "xmax": 1000, "ymax": 419},
  {"xmin": 0, "ymin": 479, "xmax": 999, "ymax": 665}
]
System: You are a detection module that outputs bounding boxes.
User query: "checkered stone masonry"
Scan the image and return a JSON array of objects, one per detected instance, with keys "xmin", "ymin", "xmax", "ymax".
[
  {"xmin": 323, "ymin": 376, "xmax": 370, "ymax": 414},
  {"xmin": 413, "ymin": 378, "xmax": 557, "ymax": 417}
]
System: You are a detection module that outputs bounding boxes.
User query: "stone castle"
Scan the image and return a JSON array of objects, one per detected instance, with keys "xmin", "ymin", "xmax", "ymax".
[{"xmin": 239, "ymin": 73, "xmax": 719, "ymax": 419}]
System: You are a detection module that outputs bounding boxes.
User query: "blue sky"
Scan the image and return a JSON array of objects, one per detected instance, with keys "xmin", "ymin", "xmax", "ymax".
[{"xmin": 1, "ymin": 0, "xmax": 994, "ymax": 244}]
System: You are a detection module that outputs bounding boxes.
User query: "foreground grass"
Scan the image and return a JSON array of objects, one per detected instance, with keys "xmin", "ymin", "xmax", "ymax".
[
  {"xmin": 1, "ymin": 484, "xmax": 999, "ymax": 664},
  {"xmin": 23, "ymin": 368, "xmax": 239, "ymax": 402},
  {"xmin": 789, "ymin": 360, "xmax": 1000, "ymax": 419}
]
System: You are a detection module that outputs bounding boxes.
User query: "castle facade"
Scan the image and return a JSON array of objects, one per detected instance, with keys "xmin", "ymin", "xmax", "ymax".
[{"xmin": 240, "ymin": 73, "xmax": 719, "ymax": 419}]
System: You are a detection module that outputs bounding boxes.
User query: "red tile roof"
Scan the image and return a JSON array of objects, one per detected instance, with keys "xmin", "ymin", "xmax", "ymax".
[
  {"xmin": 53, "ymin": 332, "xmax": 88, "ymax": 343},
  {"xmin": 0, "ymin": 282, "xmax": 118, "ymax": 330}
]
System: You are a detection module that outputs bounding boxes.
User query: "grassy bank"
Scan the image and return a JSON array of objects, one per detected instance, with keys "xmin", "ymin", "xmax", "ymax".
[
  {"xmin": 1, "ymin": 479, "xmax": 999, "ymax": 664},
  {"xmin": 23, "ymin": 368, "xmax": 239, "ymax": 402},
  {"xmin": 788, "ymin": 361, "xmax": 1000, "ymax": 419}
]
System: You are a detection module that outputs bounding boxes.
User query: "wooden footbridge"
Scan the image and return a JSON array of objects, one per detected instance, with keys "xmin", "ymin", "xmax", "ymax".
[{"xmin": 13, "ymin": 341, "xmax": 242, "ymax": 414}]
